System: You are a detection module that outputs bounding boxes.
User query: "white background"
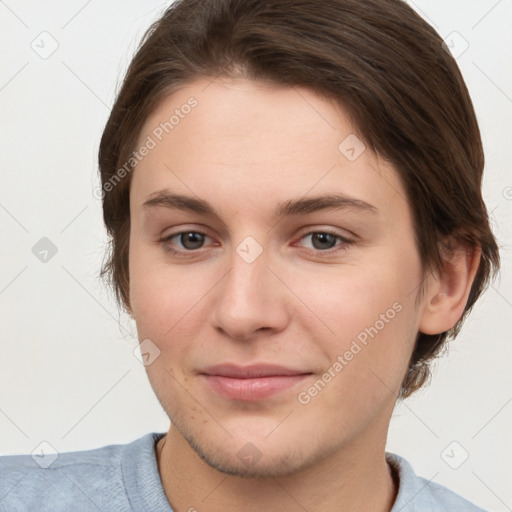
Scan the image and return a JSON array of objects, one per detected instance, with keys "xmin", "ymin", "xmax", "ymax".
[{"xmin": 0, "ymin": 1, "xmax": 511, "ymax": 510}]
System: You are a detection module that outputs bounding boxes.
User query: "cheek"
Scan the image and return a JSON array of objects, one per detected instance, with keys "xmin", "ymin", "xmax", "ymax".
[
  {"xmin": 288, "ymin": 259, "xmax": 408, "ymax": 339},
  {"xmin": 129, "ymin": 230, "xmax": 191, "ymax": 318},
  {"xmin": 128, "ymin": 240, "xmax": 220, "ymax": 372},
  {"xmin": 289, "ymin": 253, "xmax": 420, "ymax": 397},
  {"xmin": 130, "ymin": 267, "xmax": 200, "ymax": 341},
  {"xmin": 296, "ymin": 298, "xmax": 416, "ymax": 423}
]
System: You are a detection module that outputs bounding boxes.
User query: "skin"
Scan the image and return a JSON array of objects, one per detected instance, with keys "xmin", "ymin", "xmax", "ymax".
[{"xmin": 127, "ymin": 77, "xmax": 480, "ymax": 512}]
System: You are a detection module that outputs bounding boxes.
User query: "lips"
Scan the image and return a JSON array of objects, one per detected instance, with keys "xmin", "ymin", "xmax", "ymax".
[
  {"xmin": 199, "ymin": 363, "xmax": 313, "ymax": 401},
  {"xmin": 200, "ymin": 363, "xmax": 312, "ymax": 378}
]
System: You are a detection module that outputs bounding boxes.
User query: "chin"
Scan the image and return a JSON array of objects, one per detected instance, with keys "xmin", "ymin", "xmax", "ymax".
[{"xmin": 174, "ymin": 416, "xmax": 334, "ymax": 479}]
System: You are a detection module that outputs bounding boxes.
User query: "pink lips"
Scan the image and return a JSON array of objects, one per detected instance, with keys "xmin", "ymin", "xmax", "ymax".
[{"xmin": 199, "ymin": 363, "xmax": 313, "ymax": 401}]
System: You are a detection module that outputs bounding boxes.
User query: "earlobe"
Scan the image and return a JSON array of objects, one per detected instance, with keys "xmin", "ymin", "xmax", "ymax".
[{"xmin": 419, "ymin": 241, "xmax": 481, "ymax": 335}]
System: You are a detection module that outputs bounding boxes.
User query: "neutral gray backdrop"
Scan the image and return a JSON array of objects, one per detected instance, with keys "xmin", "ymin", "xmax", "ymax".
[{"xmin": 1, "ymin": 1, "xmax": 511, "ymax": 511}]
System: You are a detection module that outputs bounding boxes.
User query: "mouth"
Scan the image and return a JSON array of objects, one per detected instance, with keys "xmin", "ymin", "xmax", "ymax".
[{"xmin": 199, "ymin": 363, "xmax": 314, "ymax": 401}]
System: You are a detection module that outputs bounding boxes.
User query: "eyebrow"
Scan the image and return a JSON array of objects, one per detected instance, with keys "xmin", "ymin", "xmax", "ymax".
[{"xmin": 142, "ymin": 190, "xmax": 378, "ymax": 218}]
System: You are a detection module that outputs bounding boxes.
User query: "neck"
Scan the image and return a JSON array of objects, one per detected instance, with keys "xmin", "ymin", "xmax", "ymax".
[{"xmin": 156, "ymin": 426, "xmax": 398, "ymax": 512}]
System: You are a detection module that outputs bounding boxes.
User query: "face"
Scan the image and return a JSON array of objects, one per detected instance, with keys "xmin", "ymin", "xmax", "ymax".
[{"xmin": 128, "ymin": 77, "xmax": 428, "ymax": 477}]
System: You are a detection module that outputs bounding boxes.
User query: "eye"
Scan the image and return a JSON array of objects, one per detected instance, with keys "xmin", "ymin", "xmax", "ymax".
[
  {"xmin": 160, "ymin": 229, "xmax": 353, "ymax": 258},
  {"xmin": 160, "ymin": 230, "xmax": 212, "ymax": 256},
  {"xmin": 296, "ymin": 230, "xmax": 353, "ymax": 253}
]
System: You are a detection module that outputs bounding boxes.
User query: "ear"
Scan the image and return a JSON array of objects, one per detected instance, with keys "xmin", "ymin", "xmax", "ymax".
[{"xmin": 419, "ymin": 239, "xmax": 481, "ymax": 335}]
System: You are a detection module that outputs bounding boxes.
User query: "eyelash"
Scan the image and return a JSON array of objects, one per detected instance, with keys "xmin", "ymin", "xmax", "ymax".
[{"xmin": 159, "ymin": 229, "xmax": 354, "ymax": 258}]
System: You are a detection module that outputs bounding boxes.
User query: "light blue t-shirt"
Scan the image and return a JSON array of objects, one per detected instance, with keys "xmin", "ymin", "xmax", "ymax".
[{"xmin": 0, "ymin": 432, "xmax": 488, "ymax": 511}]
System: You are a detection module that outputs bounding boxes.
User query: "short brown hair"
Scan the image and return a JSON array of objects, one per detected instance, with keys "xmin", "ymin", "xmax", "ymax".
[{"xmin": 98, "ymin": 0, "xmax": 500, "ymax": 398}]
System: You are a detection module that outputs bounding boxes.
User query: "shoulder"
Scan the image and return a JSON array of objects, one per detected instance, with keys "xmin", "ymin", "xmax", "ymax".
[
  {"xmin": 0, "ymin": 432, "xmax": 165, "ymax": 512},
  {"xmin": 387, "ymin": 452, "xmax": 489, "ymax": 512}
]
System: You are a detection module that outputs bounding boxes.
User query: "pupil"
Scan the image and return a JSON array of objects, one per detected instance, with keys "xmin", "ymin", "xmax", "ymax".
[
  {"xmin": 313, "ymin": 233, "xmax": 336, "ymax": 250},
  {"xmin": 182, "ymin": 232, "xmax": 204, "ymax": 249}
]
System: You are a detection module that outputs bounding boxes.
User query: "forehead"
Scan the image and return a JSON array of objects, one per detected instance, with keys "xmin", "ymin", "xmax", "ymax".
[{"xmin": 130, "ymin": 77, "xmax": 408, "ymax": 220}]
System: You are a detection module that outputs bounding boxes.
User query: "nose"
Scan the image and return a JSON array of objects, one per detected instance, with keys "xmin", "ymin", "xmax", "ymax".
[{"xmin": 211, "ymin": 240, "xmax": 291, "ymax": 341}]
